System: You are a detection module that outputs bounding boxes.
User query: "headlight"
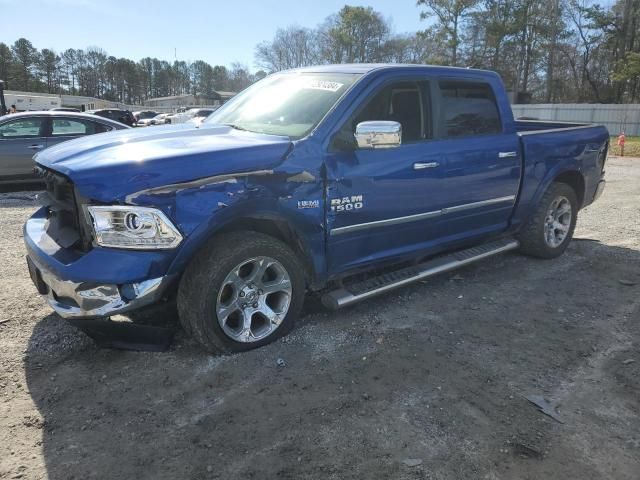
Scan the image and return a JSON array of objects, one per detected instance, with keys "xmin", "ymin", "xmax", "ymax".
[{"xmin": 86, "ymin": 206, "xmax": 183, "ymax": 249}]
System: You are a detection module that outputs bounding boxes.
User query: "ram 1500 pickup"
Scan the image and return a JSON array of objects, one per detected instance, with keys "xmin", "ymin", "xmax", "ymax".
[{"xmin": 24, "ymin": 64, "xmax": 609, "ymax": 353}]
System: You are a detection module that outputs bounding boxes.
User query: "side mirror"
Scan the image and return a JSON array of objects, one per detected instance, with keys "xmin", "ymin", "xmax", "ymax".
[{"xmin": 355, "ymin": 121, "xmax": 402, "ymax": 149}]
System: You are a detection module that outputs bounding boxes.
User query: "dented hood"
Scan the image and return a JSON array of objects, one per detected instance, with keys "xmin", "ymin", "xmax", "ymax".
[{"xmin": 35, "ymin": 123, "xmax": 293, "ymax": 202}]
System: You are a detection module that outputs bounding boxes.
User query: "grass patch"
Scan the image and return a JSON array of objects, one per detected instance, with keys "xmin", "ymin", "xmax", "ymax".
[{"xmin": 610, "ymin": 136, "xmax": 640, "ymax": 157}]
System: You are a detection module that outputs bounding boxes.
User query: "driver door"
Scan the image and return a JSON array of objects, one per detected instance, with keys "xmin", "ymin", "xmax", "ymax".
[{"xmin": 325, "ymin": 79, "xmax": 445, "ymax": 274}]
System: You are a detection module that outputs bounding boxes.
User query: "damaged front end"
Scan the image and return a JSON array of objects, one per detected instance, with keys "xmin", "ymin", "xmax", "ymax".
[
  {"xmin": 24, "ymin": 170, "xmax": 180, "ymax": 350},
  {"xmin": 24, "ymin": 123, "xmax": 325, "ymax": 350},
  {"xmin": 25, "ymin": 167, "xmax": 179, "ymax": 320}
]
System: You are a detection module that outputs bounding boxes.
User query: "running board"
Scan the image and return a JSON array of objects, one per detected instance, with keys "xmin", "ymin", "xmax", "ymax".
[{"xmin": 321, "ymin": 238, "xmax": 519, "ymax": 310}]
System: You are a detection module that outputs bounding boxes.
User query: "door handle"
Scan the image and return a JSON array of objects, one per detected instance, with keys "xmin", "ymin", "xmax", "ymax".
[
  {"xmin": 28, "ymin": 144, "xmax": 44, "ymax": 150},
  {"xmin": 498, "ymin": 151, "xmax": 517, "ymax": 159},
  {"xmin": 413, "ymin": 161, "xmax": 440, "ymax": 170}
]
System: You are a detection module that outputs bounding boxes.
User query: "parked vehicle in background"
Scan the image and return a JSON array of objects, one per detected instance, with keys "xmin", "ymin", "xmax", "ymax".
[
  {"xmin": 87, "ymin": 108, "xmax": 136, "ymax": 127},
  {"xmin": 152, "ymin": 113, "xmax": 171, "ymax": 125},
  {"xmin": 133, "ymin": 110, "xmax": 158, "ymax": 122},
  {"xmin": 0, "ymin": 80, "xmax": 6, "ymax": 116},
  {"xmin": 0, "ymin": 111, "xmax": 128, "ymax": 183},
  {"xmin": 164, "ymin": 112, "xmax": 180, "ymax": 124},
  {"xmin": 186, "ymin": 109, "xmax": 216, "ymax": 126},
  {"xmin": 136, "ymin": 117, "xmax": 155, "ymax": 127},
  {"xmin": 172, "ymin": 108, "xmax": 216, "ymax": 125},
  {"xmin": 136, "ymin": 113, "xmax": 170, "ymax": 127},
  {"xmin": 23, "ymin": 64, "xmax": 608, "ymax": 354}
]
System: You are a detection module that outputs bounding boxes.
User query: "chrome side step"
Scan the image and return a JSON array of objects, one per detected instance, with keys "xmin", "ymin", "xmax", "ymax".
[{"xmin": 321, "ymin": 238, "xmax": 519, "ymax": 310}]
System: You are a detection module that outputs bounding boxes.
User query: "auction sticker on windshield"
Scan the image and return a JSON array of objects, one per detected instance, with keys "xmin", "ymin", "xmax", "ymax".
[{"xmin": 304, "ymin": 80, "xmax": 344, "ymax": 92}]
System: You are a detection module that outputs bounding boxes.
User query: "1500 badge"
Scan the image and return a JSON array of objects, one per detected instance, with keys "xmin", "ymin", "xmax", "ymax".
[{"xmin": 331, "ymin": 195, "xmax": 364, "ymax": 212}]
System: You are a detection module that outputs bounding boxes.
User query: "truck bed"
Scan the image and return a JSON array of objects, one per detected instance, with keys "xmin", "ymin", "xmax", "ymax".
[{"xmin": 511, "ymin": 119, "xmax": 609, "ymax": 232}]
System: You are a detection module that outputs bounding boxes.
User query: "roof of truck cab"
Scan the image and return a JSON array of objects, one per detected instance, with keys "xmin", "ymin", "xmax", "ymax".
[{"xmin": 287, "ymin": 63, "xmax": 498, "ymax": 76}]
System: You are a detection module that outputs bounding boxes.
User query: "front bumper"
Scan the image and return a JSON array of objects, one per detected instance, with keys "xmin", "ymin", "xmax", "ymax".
[
  {"xmin": 26, "ymin": 255, "xmax": 171, "ymax": 318},
  {"xmin": 24, "ymin": 207, "xmax": 176, "ymax": 319}
]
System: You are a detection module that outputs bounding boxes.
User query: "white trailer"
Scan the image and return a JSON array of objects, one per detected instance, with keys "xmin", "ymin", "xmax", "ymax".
[{"xmin": 4, "ymin": 91, "xmax": 61, "ymax": 111}]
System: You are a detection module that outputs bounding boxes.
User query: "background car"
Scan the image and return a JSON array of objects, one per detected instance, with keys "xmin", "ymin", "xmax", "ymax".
[
  {"xmin": 0, "ymin": 111, "xmax": 128, "ymax": 183},
  {"xmin": 136, "ymin": 113, "xmax": 169, "ymax": 127},
  {"xmin": 133, "ymin": 110, "xmax": 158, "ymax": 122},
  {"xmin": 87, "ymin": 108, "xmax": 136, "ymax": 127},
  {"xmin": 135, "ymin": 117, "xmax": 155, "ymax": 127},
  {"xmin": 151, "ymin": 113, "xmax": 171, "ymax": 125},
  {"xmin": 164, "ymin": 112, "xmax": 180, "ymax": 124},
  {"xmin": 174, "ymin": 108, "xmax": 216, "ymax": 125}
]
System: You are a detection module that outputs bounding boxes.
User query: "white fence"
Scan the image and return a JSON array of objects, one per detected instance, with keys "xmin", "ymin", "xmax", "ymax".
[{"xmin": 511, "ymin": 104, "xmax": 640, "ymax": 136}]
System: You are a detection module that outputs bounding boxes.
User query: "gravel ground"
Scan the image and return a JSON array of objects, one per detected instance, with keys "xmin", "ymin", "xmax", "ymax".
[{"xmin": 1, "ymin": 158, "xmax": 638, "ymax": 480}]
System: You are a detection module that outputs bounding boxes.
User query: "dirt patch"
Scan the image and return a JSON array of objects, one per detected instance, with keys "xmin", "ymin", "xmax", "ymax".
[{"xmin": 1, "ymin": 158, "xmax": 639, "ymax": 479}]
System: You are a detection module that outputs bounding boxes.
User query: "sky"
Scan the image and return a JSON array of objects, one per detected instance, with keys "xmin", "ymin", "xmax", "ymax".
[{"xmin": 0, "ymin": 0, "xmax": 427, "ymax": 70}]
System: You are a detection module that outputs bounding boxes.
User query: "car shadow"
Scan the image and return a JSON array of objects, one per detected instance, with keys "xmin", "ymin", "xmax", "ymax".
[
  {"xmin": 0, "ymin": 182, "xmax": 43, "ymax": 193},
  {"xmin": 22, "ymin": 239, "xmax": 640, "ymax": 479}
]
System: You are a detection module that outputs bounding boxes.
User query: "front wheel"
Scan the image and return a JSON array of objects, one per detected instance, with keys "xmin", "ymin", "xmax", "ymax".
[
  {"xmin": 518, "ymin": 182, "xmax": 578, "ymax": 259},
  {"xmin": 177, "ymin": 232, "xmax": 305, "ymax": 353}
]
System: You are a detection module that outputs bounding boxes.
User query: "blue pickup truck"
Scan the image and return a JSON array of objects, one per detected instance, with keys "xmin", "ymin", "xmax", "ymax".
[{"xmin": 24, "ymin": 64, "xmax": 608, "ymax": 353}]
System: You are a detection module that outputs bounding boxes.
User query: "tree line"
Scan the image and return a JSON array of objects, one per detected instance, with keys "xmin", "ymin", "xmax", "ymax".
[
  {"xmin": 0, "ymin": 39, "xmax": 263, "ymax": 104},
  {"xmin": 2, "ymin": 1, "xmax": 639, "ymax": 104},
  {"xmin": 256, "ymin": 1, "xmax": 640, "ymax": 104}
]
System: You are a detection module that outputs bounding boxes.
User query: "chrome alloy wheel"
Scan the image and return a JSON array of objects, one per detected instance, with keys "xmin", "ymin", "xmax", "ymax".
[
  {"xmin": 216, "ymin": 256, "xmax": 292, "ymax": 342},
  {"xmin": 544, "ymin": 196, "xmax": 572, "ymax": 248}
]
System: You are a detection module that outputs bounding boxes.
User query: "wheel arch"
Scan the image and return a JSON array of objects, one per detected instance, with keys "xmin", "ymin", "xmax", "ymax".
[
  {"xmin": 215, "ymin": 215, "xmax": 317, "ymax": 284},
  {"xmin": 553, "ymin": 170, "xmax": 586, "ymax": 208},
  {"xmin": 167, "ymin": 211, "xmax": 324, "ymax": 289},
  {"xmin": 512, "ymin": 164, "xmax": 586, "ymax": 232}
]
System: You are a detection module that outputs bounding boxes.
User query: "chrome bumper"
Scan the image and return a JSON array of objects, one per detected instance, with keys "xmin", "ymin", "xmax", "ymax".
[{"xmin": 27, "ymin": 256, "xmax": 172, "ymax": 319}]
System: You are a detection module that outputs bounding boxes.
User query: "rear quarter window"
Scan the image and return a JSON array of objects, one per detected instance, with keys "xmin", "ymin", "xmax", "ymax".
[{"xmin": 438, "ymin": 81, "xmax": 501, "ymax": 138}]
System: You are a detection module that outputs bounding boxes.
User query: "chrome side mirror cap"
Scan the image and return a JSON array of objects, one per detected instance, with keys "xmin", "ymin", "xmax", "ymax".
[{"xmin": 355, "ymin": 121, "xmax": 402, "ymax": 149}]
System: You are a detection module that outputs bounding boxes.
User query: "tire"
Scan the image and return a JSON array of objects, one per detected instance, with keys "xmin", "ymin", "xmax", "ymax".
[
  {"xmin": 517, "ymin": 182, "xmax": 578, "ymax": 259},
  {"xmin": 177, "ymin": 232, "xmax": 306, "ymax": 353}
]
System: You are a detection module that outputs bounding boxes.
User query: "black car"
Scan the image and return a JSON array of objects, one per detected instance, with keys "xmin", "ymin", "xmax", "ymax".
[{"xmin": 88, "ymin": 109, "xmax": 136, "ymax": 127}]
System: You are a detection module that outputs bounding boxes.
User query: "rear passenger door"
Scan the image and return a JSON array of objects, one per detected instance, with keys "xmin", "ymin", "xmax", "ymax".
[{"xmin": 430, "ymin": 79, "xmax": 521, "ymax": 240}]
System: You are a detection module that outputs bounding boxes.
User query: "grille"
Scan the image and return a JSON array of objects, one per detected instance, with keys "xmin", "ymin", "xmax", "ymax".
[{"xmin": 35, "ymin": 166, "xmax": 87, "ymax": 250}]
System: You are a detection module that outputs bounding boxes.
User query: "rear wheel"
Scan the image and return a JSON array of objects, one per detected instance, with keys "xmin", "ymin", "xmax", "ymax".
[
  {"xmin": 518, "ymin": 182, "xmax": 578, "ymax": 259},
  {"xmin": 177, "ymin": 232, "xmax": 305, "ymax": 353}
]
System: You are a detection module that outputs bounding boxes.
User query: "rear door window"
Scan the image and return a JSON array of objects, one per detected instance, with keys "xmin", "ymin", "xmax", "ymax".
[
  {"xmin": 51, "ymin": 118, "xmax": 98, "ymax": 136},
  {"xmin": 0, "ymin": 118, "xmax": 46, "ymax": 138},
  {"xmin": 437, "ymin": 80, "xmax": 501, "ymax": 138}
]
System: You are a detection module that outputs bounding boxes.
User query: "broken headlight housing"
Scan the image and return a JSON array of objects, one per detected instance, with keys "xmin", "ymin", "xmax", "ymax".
[{"xmin": 85, "ymin": 206, "xmax": 183, "ymax": 249}]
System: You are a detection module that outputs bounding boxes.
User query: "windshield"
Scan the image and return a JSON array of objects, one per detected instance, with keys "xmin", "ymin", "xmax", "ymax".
[{"xmin": 205, "ymin": 72, "xmax": 361, "ymax": 138}]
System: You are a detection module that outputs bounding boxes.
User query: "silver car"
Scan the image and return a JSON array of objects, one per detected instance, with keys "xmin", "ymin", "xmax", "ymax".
[{"xmin": 0, "ymin": 111, "xmax": 128, "ymax": 183}]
